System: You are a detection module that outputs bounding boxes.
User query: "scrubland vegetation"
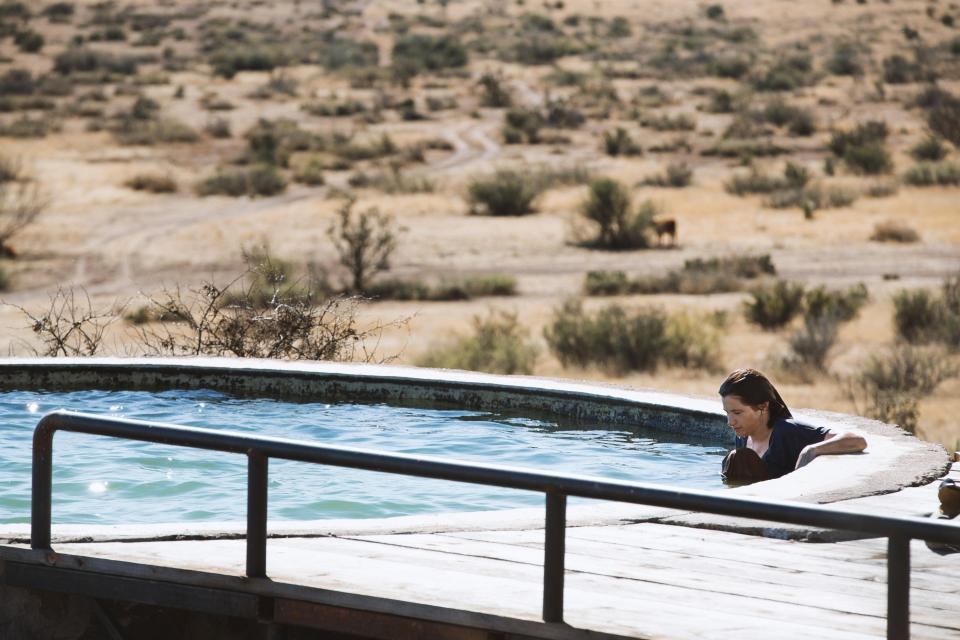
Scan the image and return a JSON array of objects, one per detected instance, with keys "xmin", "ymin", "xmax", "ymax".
[{"xmin": 0, "ymin": 0, "xmax": 958, "ymax": 451}]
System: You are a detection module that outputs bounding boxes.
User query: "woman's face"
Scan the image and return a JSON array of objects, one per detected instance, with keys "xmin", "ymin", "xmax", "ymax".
[{"xmin": 722, "ymin": 395, "xmax": 770, "ymax": 440}]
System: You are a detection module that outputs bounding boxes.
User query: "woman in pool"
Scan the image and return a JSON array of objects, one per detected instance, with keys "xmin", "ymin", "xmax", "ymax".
[{"xmin": 719, "ymin": 368, "xmax": 867, "ymax": 482}]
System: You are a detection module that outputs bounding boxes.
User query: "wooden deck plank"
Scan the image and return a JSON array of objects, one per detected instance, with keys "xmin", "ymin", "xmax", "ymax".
[
  {"xmin": 50, "ymin": 532, "xmax": 960, "ymax": 640},
  {"xmin": 441, "ymin": 528, "xmax": 960, "ymax": 595},
  {"xmin": 448, "ymin": 524, "xmax": 960, "ymax": 588},
  {"xmin": 48, "ymin": 536, "xmax": 894, "ymax": 640},
  {"xmin": 343, "ymin": 531, "xmax": 959, "ymax": 627}
]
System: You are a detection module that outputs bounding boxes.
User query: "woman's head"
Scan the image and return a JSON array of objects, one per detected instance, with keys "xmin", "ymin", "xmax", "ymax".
[{"xmin": 718, "ymin": 368, "xmax": 792, "ymax": 434}]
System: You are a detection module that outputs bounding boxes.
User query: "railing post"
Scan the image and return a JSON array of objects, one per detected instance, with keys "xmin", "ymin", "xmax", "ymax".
[
  {"xmin": 247, "ymin": 451, "xmax": 269, "ymax": 578},
  {"xmin": 31, "ymin": 423, "xmax": 54, "ymax": 550},
  {"xmin": 887, "ymin": 534, "xmax": 910, "ymax": 640},
  {"xmin": 543, "ymin": 491, "xmax": 566, "ymax": 623}
]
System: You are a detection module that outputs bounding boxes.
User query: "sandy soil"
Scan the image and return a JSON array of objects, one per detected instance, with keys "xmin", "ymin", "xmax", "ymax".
[{"xmin": 0, "ymin": 0, "xmax": 958, "ymax": 451}]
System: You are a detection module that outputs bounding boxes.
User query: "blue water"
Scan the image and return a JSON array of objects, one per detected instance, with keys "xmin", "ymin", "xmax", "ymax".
[{"xmin": 0, "ymin": 389, "xmax": 726, "ymax": 524}]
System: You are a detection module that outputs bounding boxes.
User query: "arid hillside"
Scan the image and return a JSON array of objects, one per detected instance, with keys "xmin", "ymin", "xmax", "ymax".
[{"xmin": 0, "ymin": 0, "xmax": 958, "ymax": 451}]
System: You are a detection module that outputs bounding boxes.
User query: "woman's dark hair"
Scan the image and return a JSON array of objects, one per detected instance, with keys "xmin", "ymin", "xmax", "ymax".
[{"xmin": 718, "ymin": 368, "xmax": 792, "ymax": 425}]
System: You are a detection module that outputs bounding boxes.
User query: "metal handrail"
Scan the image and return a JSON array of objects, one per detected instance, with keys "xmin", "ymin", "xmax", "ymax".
[{"xmin": 30, "ymin": 410, "xmax": 960, "ymax": 640}]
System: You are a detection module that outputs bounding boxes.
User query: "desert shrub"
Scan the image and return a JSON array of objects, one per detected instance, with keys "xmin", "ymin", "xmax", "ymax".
[
  {"xmin": 302, "ymin": 100, "xmax": 367, "ymax": 117},
  {"xmin": 293, "ymin": 157, "xmax": 325, "ymax": 186},
  {"xmin": 14, "ymin": 29, "xmax": 43, "ymax": 52},
  {"xmin": 584, "ymin": 270, "xmax": 632, "ymax": 296},
  {"xmin": 467, "ymin": 169, "xmax": 542, "ymax": 216},
  {"xmin": 787, "ymin": 313, "xmax": 841, "ymax": 371},
  {"xmin": 320, "ymin": 37, "xmax": 378, "ymax": 71},
  {"xmin": 724, "ymin": 167, "xmax": 787, "ymax": 195},
  {"xmin": 829, "ymin": 120, "xmax": 887, "ymax": 154},
  {"xmin": 250, "ymin": 72, "xmax": 298, "ymax": 99},
  {"xmin": 706, "ymin": 89, "xmax": 736, "ymax": 113},
  {"xmin": 706, "ymin": 4, "xmax": 725, "ymax": 20},
  {"xmin": 509, "ymin": 34, "xmax": 576, "ymax": 65},
  {"xmin": 335, "ymin": 134, "xmax": 398, "ymax": 162},
  {"xmin": 0, "ymin": 116, "xmax": 54, "ymax": 138},
  {"xmin": 195, "ymin": 165, "xmax": 286, "ymax": 198},
  {"xmin": 328, "ymin": 197, "xmax": 399, "ymax": 293},
  {"xmin": 828, "ymin": 123, "xmax": 893, "ymax": 174},
  {"xmin": 245, "ymin": 118, "xmax": 325, "ymax": 166},
  {"xmin": 826, "ymin": 41, "xmax": 865, "ymax": 76},
  {"xmin": 543, "ymin": 299, "xmax": 722, "ymax": 373},
  {"xmin": 921, "ymin": 88, "xmax": 960, "ymax": 147},
  {"xmin": 204, "ymin": 117, "xmax": 231, "ymax": 138},
  {"xmin": 43, "ymin": 3, "xmax": 74, "ymax": 22},
  {"xmin": 479, "ymin": 74, "xmax": 512, "ymax": 108},
  {"xmin": 0, "ymin": 1, "xmax": 29, "ymax": 19},
  {"xmin": 640, "ymin": 113, "xmax": 696, "ymax": 132},
  {"xmin": 744, "ymin": 280, "xmax": 805, "ymax": 330},
  {"xmin": 847, "ymin": 345, "xmax": 956, "ymax": 432},
  {"xmin": 196, "ymin": 170, "xmax": 249, "ymax": 197},
  {"xmin": 578, "ymin": 178, "xmax": 654, "ymax": 250},
  {"xmin": 599, "ymin": 254, "xmax": 774, "ymax": 296},
  {"xmin": 545, "ymin": 100, "xmax": 585, "ymax": 129},
  {"xmin": 864, "ymin": 180, "xmax": 899, "ymax": 198},
  {"xmin": 418, "ymin": 310, "xmax": 538, "ymax": 375},
  {"xmin": 124, "ymin": 173, "xmax": 177, "ymax": 193},
  {"xmin": 641, "ymin": 162, "xmax": 693, "ymax": 187},
  {"xmin": 762, "ymin": 99, "xmax": 816, "ymax": 136},
  {"xmin": 701, "ymin": 140, "xmax": 788, "ymax": 158},
  {"xmin": 503, "ymin": 108, "xmax": 544, "ymax": 144},
  {"xmin": 209, "ymin": 45, "xmax": 288, "ymax": 79},
  {"xmin": 902, "ymin": 161, "xmax": 960, "ymax": 186},
  {"xmin": 112, "ymin": 118, "xmax": 199, "ymax": 145},
  {"xmin": 349, "ymin": 167, "xmax": 434, "ymax": 194},
  {"xmin": 248, "ymin": 165, "xmax": 287, "ymax": 196},
  {"xmin": 870, "ymin": 220, "xmax": 919, "ymax": 243},
  {"xmin": 843, "ymin": 143, "xmax": 894, "ymax": 175},
  {"xmin": 662, "ymin": 311, "xmax": 724, "ymax": 370},
  {"xmin": 909, "ymin": 135, "xmax": 950, "ymax": 162},
  {"xmin": 762, "ymin": 99, "xmax": 797, "ymax": 127},
  {"xmin": 752, "ymin": 54, "xmax": 816, "ymax": 92},
  {"xmin": 882, "ymin": 54, "xmax": 923, "ymax": 84},
  {"xmin": 530, "ymin": 164, "xmax": 594, "ymax": 189},
  {"xmin": 0, "ymin": 68, "xmax": 34, "ymax": 95},
  {"xmin": 764, "ymin": 183, "xmax": 858, "ymax": 210},
  {"xmin": 544, "ymin": 299, "xmax": 666, "ymax": 373},
  {"xmin": 53, "ymin": 47, "xmax": 139, "ymax": 75},
  {"xmin": 134, "ymin": 265, "xmax": 395, "ymax": 362},
  {"xmin": 893, "ymin": 288, "xmax": 946, "ymax": 344},
  {"xmin": 601, "ymin": 127, "xmax": 643, "ymax": 156},
  {"xmin": 608, "ymin": 16, "xmax": 632, "ymax": 38},
  {"xmin": 7, "ymin": 286, "xmax": 116, "ymax": 356},
  {"xmin": 392, "ymin": 34, "xmax": 467, "ymax": 74},
  {"xmin": 711, "ymin": 55, "xmax": 751, "ymax": 79},
  {"xmin": 803, "ymin": 283, "xmax": 868, "ymax": 322}
]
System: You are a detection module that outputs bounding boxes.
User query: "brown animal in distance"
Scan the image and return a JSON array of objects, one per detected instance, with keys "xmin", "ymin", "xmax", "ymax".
[{"xmin": 653, "ymin": 218, "xmax": 677, "ymax": 247}]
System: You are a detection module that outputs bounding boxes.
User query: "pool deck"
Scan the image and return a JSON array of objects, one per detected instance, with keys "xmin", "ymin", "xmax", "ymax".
[{"xmin": 2, "ymin": 464, "xmax": 958, "ymax": 640}]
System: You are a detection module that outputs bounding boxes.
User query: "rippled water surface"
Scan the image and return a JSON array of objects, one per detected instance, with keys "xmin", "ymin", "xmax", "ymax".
[{"xmin": 0, "ymin": 389, "xmax": 726, "ymax": 524}]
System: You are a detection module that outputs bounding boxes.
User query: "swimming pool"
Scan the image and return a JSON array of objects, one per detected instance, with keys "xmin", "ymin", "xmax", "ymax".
[{"xmin": 0, "ymin": 387, "xmax": 727, "ymax": 525}]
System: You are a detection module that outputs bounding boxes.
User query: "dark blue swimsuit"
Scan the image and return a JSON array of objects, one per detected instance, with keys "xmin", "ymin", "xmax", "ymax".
[{"xmin": 734, "ymin": 418, "xmax": 831, "ymax": 479}]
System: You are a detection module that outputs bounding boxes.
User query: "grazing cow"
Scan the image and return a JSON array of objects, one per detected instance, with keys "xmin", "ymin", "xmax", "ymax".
[{"xmin": 653, "ymin": 218, "xmax": 677, "ymax": 247}]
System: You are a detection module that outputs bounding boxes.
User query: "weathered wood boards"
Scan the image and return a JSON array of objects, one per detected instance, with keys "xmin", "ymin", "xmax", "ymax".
[{"xmin": 27, "ymin": 519, "xmax": 959, "ymax": 640}]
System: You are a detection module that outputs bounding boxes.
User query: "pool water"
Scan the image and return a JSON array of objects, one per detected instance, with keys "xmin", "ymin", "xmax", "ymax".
[{"xmin": 0, "ymin": 389, "xmax": 726, "ymax": 525}]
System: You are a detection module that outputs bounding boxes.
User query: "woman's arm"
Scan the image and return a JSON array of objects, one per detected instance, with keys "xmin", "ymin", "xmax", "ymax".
[{"xmin": 795, "ymin": 431, "xmax": 867, "ymax": 469}]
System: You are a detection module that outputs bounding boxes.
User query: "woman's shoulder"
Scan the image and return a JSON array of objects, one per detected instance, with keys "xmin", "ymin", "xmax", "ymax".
[{"xmin": 771, "ymin": 417, "xmax": 830, "ymax": 441}]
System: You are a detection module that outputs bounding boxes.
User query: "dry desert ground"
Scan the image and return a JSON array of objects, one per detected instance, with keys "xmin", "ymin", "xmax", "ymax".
[{"xmin": 0, "ymin": 0, "xmax": 958, "ymax": 451}]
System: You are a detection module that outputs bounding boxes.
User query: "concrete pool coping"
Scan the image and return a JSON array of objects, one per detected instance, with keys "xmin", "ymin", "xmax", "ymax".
[{"xmin": 0, "ymin": 357, "xmax": 951, "ymax": 543}]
